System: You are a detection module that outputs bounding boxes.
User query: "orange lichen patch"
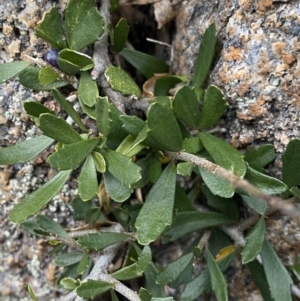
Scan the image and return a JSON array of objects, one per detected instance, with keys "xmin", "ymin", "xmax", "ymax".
[
  {"xmin": 257, "ymin": 48, "xmax": 270, "ymax": 75},
  {"xmin": 291, "ymin": 96, "xmax": 300, "ymax": 108},
  {"xmin": 237, "ymin": 79, "xmax": 250, "ymax": 97},
  {"xmin": 233, "ymin": 67, "xmax": 249, "ymax": 80},
  {"xmin": 237, "ymin": 95, "xmax": 267, "ymax": 121},
  {"xmin": 272, "ymin": 41, "xmax": 286, "ymax": 57},
  {"xmin": 282, "ymin": 53, "xmax": 295, "ymax": 65},
  {"xmin": 274, "ymin": 63, "xmax": 289, "ymax": 76},
  {"xmin": 291, "ymin": 37, "xmax": 300, "ymax": 52},
  {"xmin": 223, "ymin": 46, "xmax": 243, "ymax": 61},
  {"xmin": 258, "ymin": 0, "xmax": 273, "ymax": 12},
  {"xmin": 239, "ymin": 0, "xmax": 252, "ymax": 11},
  {"xmin": 227, "ymin": 24, "xmax": 238, "ymax": 39},
  {"xmin": 7, "ymin": 40, "xmax": 20, "ymax": 57},
  {"xmin": 216, "ymin": 64, "xmax": 231, "ymax": 84}
]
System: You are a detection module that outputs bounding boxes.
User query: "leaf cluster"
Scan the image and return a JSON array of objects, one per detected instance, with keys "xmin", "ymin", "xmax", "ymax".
[{"xmin": 1, "ymin": 2, "xmax": 300, "ymax": 301}]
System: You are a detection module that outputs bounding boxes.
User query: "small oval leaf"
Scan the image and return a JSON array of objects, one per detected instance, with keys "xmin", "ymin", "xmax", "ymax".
[
  {"xmin": 9, "ymin": 170, "xmax": 71, "ymax": 223},
  {"xmin": 105, "ymin": 66, "xmax": 141, "ymax": 97}
]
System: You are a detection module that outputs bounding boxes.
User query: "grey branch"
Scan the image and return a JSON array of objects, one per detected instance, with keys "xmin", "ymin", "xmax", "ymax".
[
  {"xmin": 165, "ymin": 150, "xmax": 300, "ymax": 217},
  {"xmin": 60, "ymin": 223, "xmax": 141, "ymax": 301}
]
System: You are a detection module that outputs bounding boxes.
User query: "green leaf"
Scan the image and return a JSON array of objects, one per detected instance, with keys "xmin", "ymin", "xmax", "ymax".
[
  {"xmin": 174, "ymin": 184, "xmax": 195, "ymax": 212},
  {"xmin": 38, "ymin": 67, "xmax": 58, "ymax": 85},
  {"xmin": 191, "ymin": 23, "xmax": 216, "ymax": 88},
  {"xmin": 9, "ymin": 170, "xmax": 71, "ymax": 223},
  {"xmin": 240, "ymin": 194, "xmax": 268, "ymax": 215},
  {"xmin": 116, "ymin": 135, "xmax": 146, "ymax": 158},
  {"xmin": 120, "ymin": 48, "xmax": 169, "ymax": 79},
  {"xmin": 105, "ymin": 66, "xmax": 141, "ymax": 97},
  {"xmin": 60, "ymin": 278, "xmax": 80, "ymax": 290},
  {"xmin": 25, "ymin": 284, "xmax": 39, "ymax": 301},
  {"xmin": 199, "ymin": 85, "xmax": 227, "ymax": 130},
  {"xmin": 182, "ymin": 137, "xmax": 203, "ymax": 154},
  {"xmin": 96, "ymin": 96, "xmax": 111, "ymax": 137},
  {"xmin": 120, "ymin": 115, "xmax": 146, "ymax": 137},
  {"xmin": 152, "ymin": 298, "xmax": 174, "ymax": 301},
  {"xmin": 78, "ymin": 154, "xmax": 98, "ymax": 201},
  {"xmin": 282, "ymin": 139, "xmax": 300, "ymax": 188},
  {"xmin": 19, "ymin": 66, "xmax": 67, "ymax": 90},
  {"xmin": 0, "ymin": 135, "xmax": 53, "ymax": 165},
  {"xmin": 103, "ymin": 171, "xmax": 132, "ymax": 202},
  {"xmin": 92, "ymin": 151, "xmax": 106, "ymax": 173},
  {"xmin": 36, "ymin": 215, "xmax": 70, "ymax": 238},
  {"xmin": 0, "ymin": 61, "xmax": 31, "ymax": 83},
  {"xmin": 100, "ymin": 148, "xmax": 141, "ymax": 187},
  {"xmin": 34, "ymin": 7, "xmax": 66, "ymax": 49},
  {"xmin": 106, "ymin": 103, "xmax": 128, "ymax": 148},
  {"xmin": 154, "ymin": 75, "xmax": 188, "ymax": 96},
  {"xmin": 241, "ymin": 217, "xmax": 265, "ymax": 263},
  {"xmin": 71, "ymin": 196, "xmax": 94, "ymax": 221},
  {"xmin": 20, "ymin": 220, "xmax": 48, "ymax": 236},
  {"xmin": 112, "ymin": 18, "xmax": 129, "ymax": 53},
  {"xmin": 77, "ymin": 232, "xmax": 130, "ymax": 251},
  {"xmin": 76, "ymin": 279, "xmax": 113, "ymax": 299},
  {"xmin": 110, "ymin": 0, "xmax": 119, "ymax": 12},
  {"xmin": 177, "ymin": 162, "xmax": 194, "ymax": 177},
  {"xmin": 146, "ymin": 102, "xmax": 183, "ymax": 152},
  {"xmin": 181, "ymin": 251, "xmax": 235, "ymax": 301},
  {"xmin": 200, "ymin": 133, "xmax": 246, "ymax": 178},
  {"xmin": 112, "ymin": 263, "xmax": 142, "ymax": 280},
  {"xmin": 292, "ymin": 265, "xmax": 300, "ymax": 281},
  {"xmin": 86, "ymin": 207, "xmax": 103, "ymax": 228},
  {"xmin": 133, "ymin": 153, "xmax": 162, "ymax": 188},
  {"xmin": 198, "ymin": 168, "xmax": 234, "ymax": 198},
  {"xmin": 24, "ymin": 101, "xmax": 55, "ymax": 119},
  {"xmin": 58, "ymin": 49, "xmax": 94, "ymax": 75},
  {"xmin": 202, "ymin": 185, "xmax": 239, "ymax": 220},
  {"xmin": 135, "ymin": 163, "xmax": 176, "ymax": 245},
  {"xmin": 54, "ymin": 252, "xmax": 83, "ymax": 266},
  {"xmin": 145, "ymin": 263, "xmax": 166, "ymax": 297},
  {"xmin": 162, "ymin": 211, "xmax": 234, "ymax": 243},
  {"xmin": 244, "ymin": 144, "xmax": 276, "ymax": 173},
  {"xmin": 78, "ymin": 71, "xmax": 98, "ymax": 106},
  {"xmin": 139, "ymin": 288, "xmax": 151, "ymax": 301},
  {"xmin": 206, "ymin": 248, "xmax": 228, "ymax": 301},
  {"xmin": 172, "ymin": 85, "xmax": 201, "ymax": 128},
  {"xmin": 137, "ymin": 245, "xmax": 152, "ymax": 274},
  {"xmin": 39, "ymin": 113, "xmax": 83, "ymax": 144},
  {"xmin": 48, "ymin": 137, "xmax": 100, "ymax": 170},
  {"xmin": 52, "ymin": 88, "xmax": 88, "ymax": 131},
  {"xmin": 156, "ymin": 252, "xmax": 193, "ymax": 285},
  {"xmin": 111, "ymin": 289, "xmax": 120, "ymax": 301},
  {"xmin": 76, "ymin": 252, "xmax": 91, "ymax": 275},
  {"xmin": 78, "ymin": 97, "xmax": 96, "ymax": 120},
  {"xmin": 245, "ymin": 166, "xmax": 288, "ymax": 194},
  {"xmin": 247, "ymin": 260, "xmax": 275, "ymax": 301},
  {"xmin": 260, "ymin": 239, "xmax": 292, "ymax": 301},
  {"xmin": 65, "ymin": 0, "xmax": 104, "ymax": 50}
]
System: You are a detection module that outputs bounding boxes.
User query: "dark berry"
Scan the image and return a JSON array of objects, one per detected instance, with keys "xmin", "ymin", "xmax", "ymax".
[{"xmin": 44, "ymin": 49, "xmax": 60, "ymax": 69}]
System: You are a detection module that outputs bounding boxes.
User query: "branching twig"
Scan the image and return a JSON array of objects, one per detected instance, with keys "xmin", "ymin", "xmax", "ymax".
[
  {"xmin": 165, "ymin": 151, "xmax": 300, "ymax": 217},
  {"xmin": 60, "ymin": 223, "xmax": 141, "ymax": 301},
  {"xmin": 198, "ymin": 229, "xmax": 212, "ymax": 251}
]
